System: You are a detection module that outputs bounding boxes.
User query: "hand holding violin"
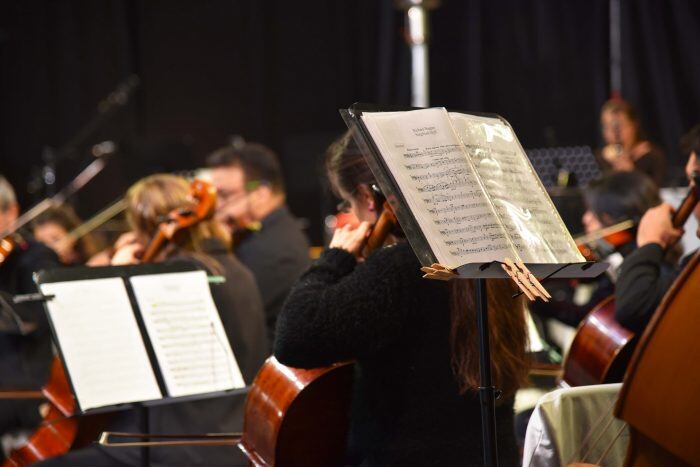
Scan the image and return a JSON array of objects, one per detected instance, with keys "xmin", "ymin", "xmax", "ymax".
[
  {"xmin": 329, "ymin": 222, "xmax": 372, "ymax": 258},
  {"xmin": 636, "ymin": 203, "xmax": 684, "ymax": 249}
]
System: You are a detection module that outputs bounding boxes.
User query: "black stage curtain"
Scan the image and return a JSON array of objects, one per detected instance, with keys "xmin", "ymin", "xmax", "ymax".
[{"xmin": 1, "ymin": 0, "xmax": 699, "ymax": 243}]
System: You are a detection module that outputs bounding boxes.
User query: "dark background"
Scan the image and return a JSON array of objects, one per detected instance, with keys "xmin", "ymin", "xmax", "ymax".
[{"xmin": 1, "ymin": 0, "xmax": 700, "ymax": 245}]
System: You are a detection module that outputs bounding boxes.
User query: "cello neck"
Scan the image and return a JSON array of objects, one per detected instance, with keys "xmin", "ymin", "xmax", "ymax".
[{"xmin": 671, "ymin": 172, "xmax": 700, "ymax": 229}]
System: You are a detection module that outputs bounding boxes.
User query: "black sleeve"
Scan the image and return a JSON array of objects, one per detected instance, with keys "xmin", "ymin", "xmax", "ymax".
[
  {"xmin": 615, "ymin": 243, "xmax": 677, "ymax": 333},
  {"xmin": 274, "ymin": 245, "xmax": 428, "ymax": 368}
]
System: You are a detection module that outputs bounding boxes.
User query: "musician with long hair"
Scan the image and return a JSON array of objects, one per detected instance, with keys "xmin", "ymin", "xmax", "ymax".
[
  {"xmin": 274, "ymin": 131, "xmax": 529, "ymax": 466},
  {"xmin": 37, "ymin": 174, "xmax": 268, "ymax": 467}
]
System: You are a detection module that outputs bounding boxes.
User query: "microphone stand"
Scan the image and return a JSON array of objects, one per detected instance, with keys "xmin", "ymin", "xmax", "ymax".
[
  {"xmin": 27, "ymin": 75, "xmax": 140, "ymax": 200},
  {"xmin": 1, "ymin": 151, "xmax": 113, "ymax": 238}
]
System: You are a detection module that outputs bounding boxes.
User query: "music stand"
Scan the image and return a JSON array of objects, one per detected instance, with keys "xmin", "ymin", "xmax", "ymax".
[{"xmin": 341, "ymin": 103, "xmax": 607, "ymax": 467}]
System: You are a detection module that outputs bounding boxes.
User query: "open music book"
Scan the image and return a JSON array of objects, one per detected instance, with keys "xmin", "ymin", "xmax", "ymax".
[
  {"xmin": 356, "ymin": 107, "xmax": 585, "ymax": 270},
  {"xmin": 38, "ymin": 266, "xmax": 244, "ymax": 412}
]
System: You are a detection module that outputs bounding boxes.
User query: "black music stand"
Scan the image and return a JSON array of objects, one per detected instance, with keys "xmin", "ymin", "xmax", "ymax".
[
  {"xmin": 341, "ymin": 103, "xmax": 607, "ymax": 467},
  {"xmin": 35, "ymin": 262, "xmax": 248, "ymax": 466}
]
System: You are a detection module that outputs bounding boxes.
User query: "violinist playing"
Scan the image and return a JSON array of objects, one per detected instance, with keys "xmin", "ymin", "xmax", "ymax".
[
  {"xmin": 37, "ymin": 174, "xmax": 268, "ymax": 467},
  {"xmin": 274, "ymin": 131, "xmax": 529, "ymax": 467},
  {"xmin": 0, "ymin": 175, "xmax": 59, "ymax": 451},
  {"xmin": 206, "ymin": 143, "xmax": 310, "ymax": 346},
  {"xmin": 532, "ymin": 171, "xmax": 667, "ymax": 331},
  {"xmin": 615, "ymin": 123, "xmax": 700, "ymax": 333}
]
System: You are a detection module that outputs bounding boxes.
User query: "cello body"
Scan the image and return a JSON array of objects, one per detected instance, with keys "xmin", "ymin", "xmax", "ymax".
[
  {"xmin": 239, "ymin": 357, "xmax": 354, "ymax": 467},
  {"xmin": 615, "ymin": 251, "xmax": 700, "ymax": 466},
  {"xmin": 562, "ymin": 297, "xmax": 636, "ymax": 386}
]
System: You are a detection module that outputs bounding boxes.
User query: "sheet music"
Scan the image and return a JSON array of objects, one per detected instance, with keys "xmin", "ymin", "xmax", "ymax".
[
  {"xmin": 130, "ymin": 271, "xmax": 244, "ymax": 398},
  {"xmin": 39, "ymin": 278, "xmax": 161, "ymax": 411},
  {"xmin": 449, "ymin": 112, "xmax": 584, "ymax": 264},
  {"xmin": 362, "ymin": 108, "xmax": 512, "ymax": 268}
]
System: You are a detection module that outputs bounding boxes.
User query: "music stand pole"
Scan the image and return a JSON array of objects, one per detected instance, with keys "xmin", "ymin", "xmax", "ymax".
[{"xmin": 476, "ymin": 277, "xmax": 498, "ymax": 467}]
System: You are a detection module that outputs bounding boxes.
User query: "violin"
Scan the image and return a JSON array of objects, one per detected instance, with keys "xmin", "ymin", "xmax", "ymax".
[
  {"xmin": 1, "ymin": 180, "xmax": 216, "ymax": 466},
  {"xmin": 575, "ymin": 219, "xmax": 636, "ymax": 262},
  {"xmin": 562, "ymin": 173, "xmax": 700, "ymax": 387},
  {"xmin": 100, "ymin": 195, "xmax": 400, "ymax": 467}
]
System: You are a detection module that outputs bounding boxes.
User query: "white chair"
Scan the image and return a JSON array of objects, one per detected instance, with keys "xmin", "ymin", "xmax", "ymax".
[{"xmin": 522, "ymin": 383, "xmax": 628, "ymax": 467}]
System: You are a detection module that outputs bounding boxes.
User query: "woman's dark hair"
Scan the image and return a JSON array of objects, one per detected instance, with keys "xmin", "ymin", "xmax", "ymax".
[
  {"xmin": 584, "ymin": 171, "xmax": 660, "ymax": 223},
  {"xmin": 325, "ymin": 130, "xmax": 529, "ymax": 399},
  {"xmin": 325, "ymin": 130, "xmax": 375, "ymax": 199},
  {"xmin": 33, "ymin": 205, "xmax": 100, "ymax": 263}
]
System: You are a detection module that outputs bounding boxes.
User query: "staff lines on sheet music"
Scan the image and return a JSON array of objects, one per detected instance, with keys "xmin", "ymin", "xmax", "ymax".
[
  {"xmin": 409, "ymin": 166, "xmax": 470, "ymax": 182},
  {"xmin": 422, "ymin": 191, "xmax": 483, "ymax": 205},
  {"xmin": 433, "ymin": 212, "xmax": 495, "ymax": 225},
  {"xmin": 445, "ymin": 233, "xmax": 507, "ymax": 246},
  {"xmin": 450, "ymin": 244, "xmax": 509, "ymax": 256},
  {"xmin": 438, "ymin": 223, "xmax": 501, "ymax": 236},
  {"xmin": 427, "ymin": 201, "xmax": 489, "ymax": 215},
  {"xmin": 401, "ymin": 144, "xmax": 463, "ymax": 159},
  {"xmin": 404, "ymin": 156, "xmax": 466, "ymax": 171}
]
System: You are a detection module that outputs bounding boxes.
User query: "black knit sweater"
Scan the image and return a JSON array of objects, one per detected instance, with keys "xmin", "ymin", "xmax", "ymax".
[{"xmin": 274, "ymin": 243, "xmax": 518, "ymax": 467}]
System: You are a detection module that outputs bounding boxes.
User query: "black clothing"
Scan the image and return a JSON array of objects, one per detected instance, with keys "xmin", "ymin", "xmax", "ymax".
[
  {"xmin": 234, "ymin": 206, "xmax": 310, "ymax": 346},
  {"xmin": 597, "ymin": 143, "xmax": 667, "ymax": 186},
  {"xmin": 615, "ymin": 243, "xmax": 696, "ymax": 333},
  {"xmin": 275, "ymin": 244, "xmax": 519, "ymax": 467},
  {"xmin": 37, "ymin": 251, "xmax": 268, "ymax": 467},
  {"xmin": 0, "ymin": 239, "xmax": 59, "ymax": 437}
]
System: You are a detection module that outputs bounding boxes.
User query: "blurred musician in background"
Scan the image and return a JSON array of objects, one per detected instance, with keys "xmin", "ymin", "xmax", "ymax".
[
  {"xmin": 38, "ymin": 173, "xmax": 267, "ymax": 466},
  {"xmin": 531, "ymin": 171, "xmax": 664, "ymax": 349},
  {"xmin": 598, "ymin": 98, "xmax": 667, "ymax": 186},
  {"xmin": 32, "ymin": 205, "xmax": 101, "ymax": 266},
  {"xmin": 274, "ymin": 132, "xmax": 529, "ymax": 466},
  {"xmin": 615, "ymin": 124, "xmax": 700, "ymax": 333},
  {"xmin": 0, "ymin": 175, "xmax": 59, "ymax": 443},
  {"xmin": 206, "ymin": 143, "xmax": 310, "ymax": 346}
]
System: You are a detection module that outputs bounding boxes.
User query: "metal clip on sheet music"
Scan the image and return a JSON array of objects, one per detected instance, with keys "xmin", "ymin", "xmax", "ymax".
[{"xmin": 501, "ymin": 258, "xmax": 551, "ymax": 302}]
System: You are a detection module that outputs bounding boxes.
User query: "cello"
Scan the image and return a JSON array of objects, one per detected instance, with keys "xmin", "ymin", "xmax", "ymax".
[
  {"xmin": 1, "ymin": 179, "xmax": 216, "ymax": 466},
  {"xmin": 614, "ymin": 249, "xmax": 700, "ymax": 465},
  {"xmin": 561, "ymin": 173, "xmax": 700, "ymax": 387},
  {"xmin": 100, "ymin": 198, "xmax": 400, "ymax": 467}
]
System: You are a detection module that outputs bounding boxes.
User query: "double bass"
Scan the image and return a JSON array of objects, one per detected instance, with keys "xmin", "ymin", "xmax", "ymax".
[
  {"xmin": 1, "ymin": 179, "xmax": 216, "ymax": 466},
  {"xmin": 562, "ymin": 173, "xmax": 700, "ymax": 387},
  {"xmin": 615, "ymin": 249, "xmax": 700, "ymax": 465}
]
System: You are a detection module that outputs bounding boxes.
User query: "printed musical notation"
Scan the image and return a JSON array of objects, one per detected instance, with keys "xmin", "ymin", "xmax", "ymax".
[
  {"xmin": 131, "ymin": 271, "xmax": 244, "ymax": 397},
  {"xmin": 360, "ymin": 107, "xmax": 584, "ymax": 268}
]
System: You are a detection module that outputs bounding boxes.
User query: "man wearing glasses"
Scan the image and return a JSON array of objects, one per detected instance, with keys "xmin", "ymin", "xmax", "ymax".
[{"xmin": 207, "ymin": 143, "xmax": 310, "ymax": 347}]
